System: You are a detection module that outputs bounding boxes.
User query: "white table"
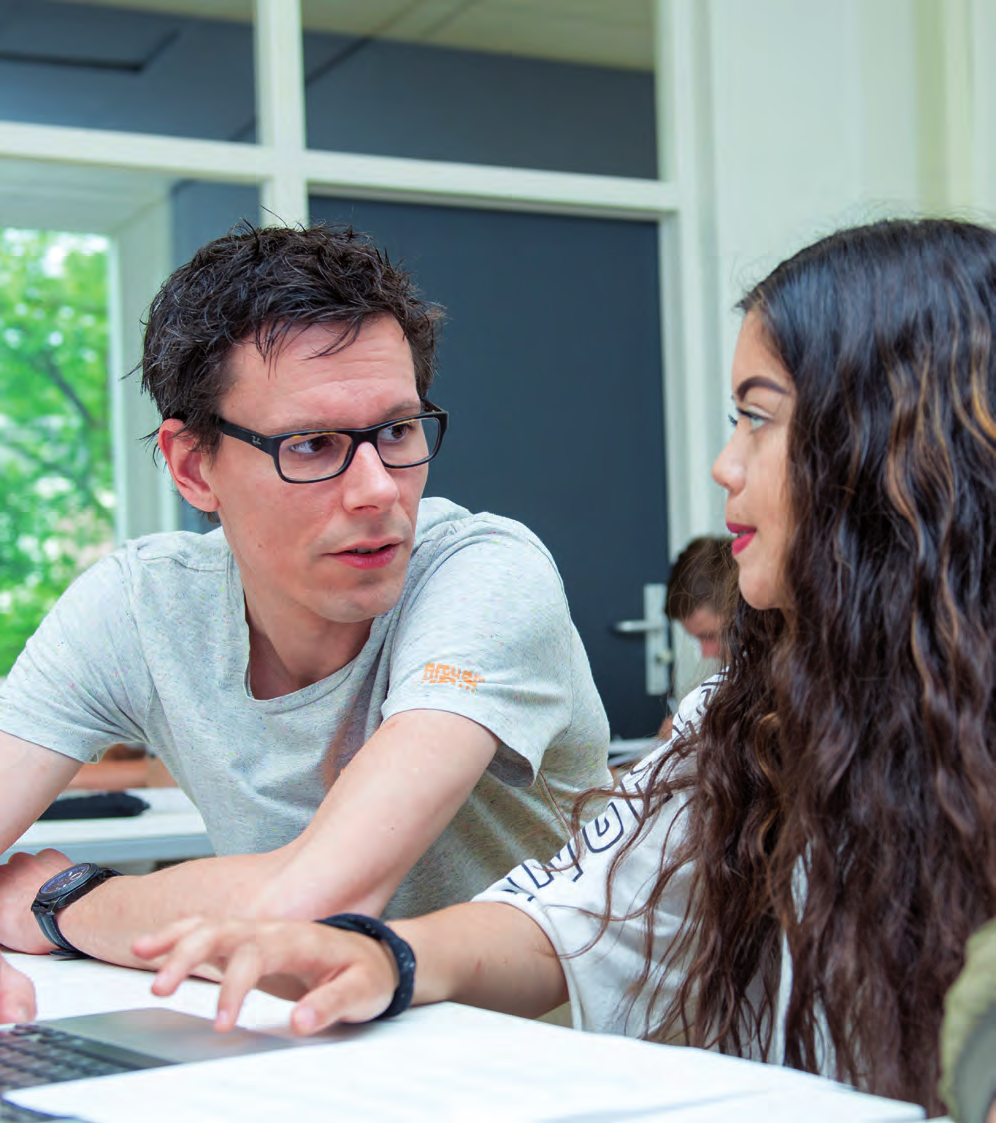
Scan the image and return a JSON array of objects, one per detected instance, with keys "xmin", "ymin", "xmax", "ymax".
[
  {"xmin": 1, "ymin": 789, "xmax": 212, "ymax": 868},
  {"xmin": 1, "ymin": 953, "xmax": 930, "ymax": 1122}
]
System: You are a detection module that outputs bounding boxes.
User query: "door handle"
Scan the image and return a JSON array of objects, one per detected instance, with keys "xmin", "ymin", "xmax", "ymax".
[{"xmin": 615, "ymin": 584, "xmax": 672, "ymax": 696}]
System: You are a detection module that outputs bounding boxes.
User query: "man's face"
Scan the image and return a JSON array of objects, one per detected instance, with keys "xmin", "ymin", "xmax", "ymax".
[
  {"xmin": 680, "ymin": 606, "xmax": 723, "ymax": 660},
  {"xmin": 197, "ymin": 316, "xmax": 427, "ymax": 632}
]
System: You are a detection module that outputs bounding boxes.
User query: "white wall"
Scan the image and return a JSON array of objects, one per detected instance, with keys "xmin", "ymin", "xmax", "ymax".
[
  {"xmin": 677, "ymin": 0, "xmax": 988, "ymax": 537},
  {"xmin": 708, "ymin": 0, "xmax": 921, "ymax": 415}
]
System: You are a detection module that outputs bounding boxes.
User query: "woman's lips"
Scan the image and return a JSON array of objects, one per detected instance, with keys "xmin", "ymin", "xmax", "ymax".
[{"xmin": 727, "ymin": 523, "xmax": 756, "ymax": 557}]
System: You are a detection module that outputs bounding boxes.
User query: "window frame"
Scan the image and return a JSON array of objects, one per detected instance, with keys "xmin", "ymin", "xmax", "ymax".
[{"xmin": 0, "ymin": 0, "xmax": 724, "ymax": 548}]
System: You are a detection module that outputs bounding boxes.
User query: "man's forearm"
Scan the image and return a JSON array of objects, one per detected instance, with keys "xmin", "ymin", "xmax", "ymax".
[
  {"xmin": 48, "ymin": 710, "xmax": 500, "ymax": 968},
  {"xmin": 57, "ymin": 848, "xmax": 293, "ymax": 967}
]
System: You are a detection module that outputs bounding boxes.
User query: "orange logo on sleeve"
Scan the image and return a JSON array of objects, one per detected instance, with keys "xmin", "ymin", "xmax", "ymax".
[{"xmin": 421, "ymin": 662, "xmax": 486, "ymax": 693}]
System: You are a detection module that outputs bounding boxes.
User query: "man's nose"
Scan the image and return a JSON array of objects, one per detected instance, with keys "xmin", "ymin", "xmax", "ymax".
[{"xmin": 341, "ymin": 441, "xmax": 400, "ymax": 508}]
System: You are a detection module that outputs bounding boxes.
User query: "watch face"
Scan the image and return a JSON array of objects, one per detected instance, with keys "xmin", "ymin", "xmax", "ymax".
[{"xmin": 39, "ymin": 863, "xmax": 94, "ymax": 901}]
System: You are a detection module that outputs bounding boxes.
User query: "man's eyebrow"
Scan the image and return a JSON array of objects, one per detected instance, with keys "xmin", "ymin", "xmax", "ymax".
[
  {"xmin": 733, "ymin": 376, "xmax": 791, "ymax": 402},
  {"xmin": 282, "ymin": 402, "xmax": 423, "ymax": 432}
]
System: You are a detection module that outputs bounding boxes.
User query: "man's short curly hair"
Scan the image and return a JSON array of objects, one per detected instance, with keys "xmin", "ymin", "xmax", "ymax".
[{"xmin": 140, "ymin": 222, "xmax": 443, "ymax": 455}]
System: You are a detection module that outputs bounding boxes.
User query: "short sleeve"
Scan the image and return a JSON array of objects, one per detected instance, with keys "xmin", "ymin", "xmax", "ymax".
[
  {"xmin": 380, "ymin": 520, "xmax": 578, "ymax": 786},
  {"xmin": 0, "ymin": 551, "xmax": 152, "ymax": 761},
  {"xmin": 472, "ymin": 680, "xmax": 718, "ymax": 1034},
  {"xmin": 475, "ymin": 762, "xmax": 694, "ymax": 1035}
]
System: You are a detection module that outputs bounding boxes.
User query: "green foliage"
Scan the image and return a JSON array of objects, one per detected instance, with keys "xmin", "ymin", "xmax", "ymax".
[{"xmin": 0, "ymin": 230, "xmax": 113, "ymax": 674}]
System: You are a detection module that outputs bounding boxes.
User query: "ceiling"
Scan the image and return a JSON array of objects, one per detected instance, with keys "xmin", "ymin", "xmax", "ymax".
[{"xmin": 53, "ymin": 0, "xmax": 655, "ymax": 71}]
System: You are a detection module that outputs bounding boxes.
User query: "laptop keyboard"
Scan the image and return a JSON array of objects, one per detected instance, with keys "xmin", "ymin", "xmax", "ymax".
[
  {"xmin": 0, "ymin": 1022, "xmax": 143, "ymax": 1121},
  {"xmin": 0, "ymin": 1023, "xmax": 135, "ymax": 1086}
]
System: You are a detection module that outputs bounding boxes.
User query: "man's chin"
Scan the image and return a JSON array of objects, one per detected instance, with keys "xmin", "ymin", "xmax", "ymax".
[{"xmin": 325, "ymin": 578, "xmax": 407, "ymax": 624}]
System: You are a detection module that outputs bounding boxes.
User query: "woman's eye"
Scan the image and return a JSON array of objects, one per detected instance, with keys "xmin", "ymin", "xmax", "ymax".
[{"xmin": 729, "ymin": 409, "xmax": 767, "ymax": 432}]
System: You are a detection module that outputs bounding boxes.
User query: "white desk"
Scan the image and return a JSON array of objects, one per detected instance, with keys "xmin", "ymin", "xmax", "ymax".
[
  {"xmin": 2, "ymin": 952, "xmax": 930, "ymax": 1123},
  {"xmin": 1, "ymin": 789, "xmax": 212, "ymax": 867}
]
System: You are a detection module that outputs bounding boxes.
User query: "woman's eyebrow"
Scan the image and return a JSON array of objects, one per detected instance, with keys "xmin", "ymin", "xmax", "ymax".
[{"xmin": 733, "ymin": 375, "xmax": 791, "ymax": 401}]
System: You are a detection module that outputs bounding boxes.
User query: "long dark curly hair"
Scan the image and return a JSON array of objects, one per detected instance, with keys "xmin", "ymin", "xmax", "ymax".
[{"xmin": 576, "ymin": 218, "xmax": 996, "ymax": 1113}]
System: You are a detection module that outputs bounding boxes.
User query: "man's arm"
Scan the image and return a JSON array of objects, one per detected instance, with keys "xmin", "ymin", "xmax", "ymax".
[
  {"xmin": 0, "ymin": 731, "xmax": 86, "ymax": 956},
  {"xmin": 0, "ymin": 732, "xmax": 83, "ymax": 850},
  {"xmin": 0, "ymin": 710, "xmax": 498, "ymax": 969},
  {"xmin": 0, "ymin": 731, "xmax": 83, "ymax": 1019},
  {"xmin": 135, "ymin": 900, "xmax": 568, "ymax": 1034}
]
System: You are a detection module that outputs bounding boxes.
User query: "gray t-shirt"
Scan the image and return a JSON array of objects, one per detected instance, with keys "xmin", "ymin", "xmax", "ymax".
[{"xmin": 0, "ymin": 497, "xmax": 610, "ymax": 917}]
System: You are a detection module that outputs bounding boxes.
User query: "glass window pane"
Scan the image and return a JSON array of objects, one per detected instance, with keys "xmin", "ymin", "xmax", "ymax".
[
  {"xmin": 0, "ymin": 0, "xmax": 255, "ymax": 142},
  {"xmin": 171, "ymin": 180, "xmax": 260, "ymax": 267},
  {"xmin": 168, "ymin": 179, "xmax": 260, "ymax": 534},
  {"xmin": 302, "ymin": 0, "xmax": 656, "ymax": 177},
  {"xmin": 0, "ymin": 228, "xmax": 114, "ymax": 674}
]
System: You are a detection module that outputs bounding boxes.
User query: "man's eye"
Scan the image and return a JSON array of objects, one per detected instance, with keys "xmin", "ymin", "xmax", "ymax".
[
  {"xmin": 287, "ymin": 433, "xmax": 339, "ymax": 456},
  {"xmin": 381, "ymin": 421, "xmax": 416, "ymax": 444}
]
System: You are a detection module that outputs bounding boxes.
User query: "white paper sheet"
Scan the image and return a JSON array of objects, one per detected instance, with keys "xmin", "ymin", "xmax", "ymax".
[
  {"xmin": 8, "ymin": 1003, "xmax": 925, "ymax": 1123},
  {"xmin": 4, "ymin": 950, "xmax": 296, "ymax": 1028}
]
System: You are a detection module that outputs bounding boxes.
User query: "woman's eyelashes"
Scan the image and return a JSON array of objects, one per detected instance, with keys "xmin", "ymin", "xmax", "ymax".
[{"xmin": 728, "ymin": 406, "xmax": 768, "ymax": 432}]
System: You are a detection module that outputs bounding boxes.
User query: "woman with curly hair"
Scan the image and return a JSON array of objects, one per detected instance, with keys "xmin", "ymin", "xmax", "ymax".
[{"xmin": 138, "ymin": 218, "xmax": 996, "ymax": 1116}]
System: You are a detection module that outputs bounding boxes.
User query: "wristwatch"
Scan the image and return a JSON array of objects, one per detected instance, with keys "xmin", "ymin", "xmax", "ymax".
[{"xmin": 31, "ymin": 862, "xmax": 120, "ymax": 956}]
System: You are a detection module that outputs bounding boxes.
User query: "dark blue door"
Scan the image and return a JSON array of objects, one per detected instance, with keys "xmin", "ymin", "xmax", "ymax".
[{"xmin": 311, "ymin": 198, "xmax": 669, "ymax": 738}]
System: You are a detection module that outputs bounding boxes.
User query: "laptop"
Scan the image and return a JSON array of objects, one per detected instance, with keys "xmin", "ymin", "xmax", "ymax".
[{"xmin": 0, "ymin": 1007, "xmax": 298, "ymax": 1121}]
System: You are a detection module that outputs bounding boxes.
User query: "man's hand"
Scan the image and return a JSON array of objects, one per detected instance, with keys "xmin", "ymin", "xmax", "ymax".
[
  {"xmin": 0, "ymin": 849, "xmax": 73, "ymax": 954},
  {"xmin": 133, "ymin": 917, "xmax": 398, "ymax": 1035}
]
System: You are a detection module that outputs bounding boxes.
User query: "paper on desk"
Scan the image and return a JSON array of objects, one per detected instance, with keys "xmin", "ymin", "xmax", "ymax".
[
  {"xmin": 6, "ymin": 951, "xmax": 296, "ymax": 1028},
  {"xmin": 626, "ymin": 1086, "xmax": 923, "ymax": 1123},
  {"xmin": 9, "ymin": 1003, "xmax": 924, "ymax": 1123}
]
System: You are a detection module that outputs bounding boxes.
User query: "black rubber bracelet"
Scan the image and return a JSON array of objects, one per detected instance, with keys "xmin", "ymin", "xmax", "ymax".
[{"xmin": 316, "ymin": 913, "xmax": 416, "ymax": 1020}]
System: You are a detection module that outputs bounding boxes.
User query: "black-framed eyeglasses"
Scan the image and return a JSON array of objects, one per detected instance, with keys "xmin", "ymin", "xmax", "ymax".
[{"xmin": 216, "ymin": 400, "xmax": 448, "ymax": 484}]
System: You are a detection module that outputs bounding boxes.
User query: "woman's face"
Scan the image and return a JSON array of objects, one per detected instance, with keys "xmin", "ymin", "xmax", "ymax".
[{"xmin": 711, "ymin": 312, "xmax": 795, "ymax": 612}]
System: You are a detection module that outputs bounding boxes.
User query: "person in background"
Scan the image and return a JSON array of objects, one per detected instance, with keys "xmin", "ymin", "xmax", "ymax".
[
  {"xmin": 138, "ymin": 218, "xmax": 996, "ymax": 1119},
  {"xmin": 658, "ymin": 535, "xmax": 734, "ymax": 740},
  {"xmin": 664, "ymin": 535, "xmax": 734, "ymax": 662},
  {"xmin": 940, "ymin": 918, "xmax": 996, "ymax": 1123}
]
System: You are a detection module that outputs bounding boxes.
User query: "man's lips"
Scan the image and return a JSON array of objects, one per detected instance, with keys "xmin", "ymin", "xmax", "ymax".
[
  {"xmin": 727, "ymin": 523, "xmax": 756, "ymax": 557},
  {"xmin": 330, "ymin": 541, "xmax": 402, "ymax": 570}
]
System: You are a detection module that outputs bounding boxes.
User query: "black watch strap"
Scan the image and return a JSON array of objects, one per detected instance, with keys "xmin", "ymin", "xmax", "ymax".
[
  {"xmin": 317, "ymin": 913, "xmax": 416, "ymax": 1019},
  {"xmin": 34, "ymin": 908, "xmax": 81, "ymax": 956},
  {"xmin": 33, "ymin": 866, "xmax": 121, "ymax": 957}
]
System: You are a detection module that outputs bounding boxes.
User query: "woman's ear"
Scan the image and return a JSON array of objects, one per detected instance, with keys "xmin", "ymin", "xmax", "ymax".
[{"xmin": 158, "ymin": 420, "xmax": 221, "ymax": 514}]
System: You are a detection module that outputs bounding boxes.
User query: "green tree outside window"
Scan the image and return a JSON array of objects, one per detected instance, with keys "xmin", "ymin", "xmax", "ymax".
[{"xmin": 0, "ymin": 229, "xmax": 113, "ymax": 674}]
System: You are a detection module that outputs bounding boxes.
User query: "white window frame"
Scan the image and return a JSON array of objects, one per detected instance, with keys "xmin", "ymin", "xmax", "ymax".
[{"xmin": 0, "ymin": 0, "xmax": 723, "ymax": 549}]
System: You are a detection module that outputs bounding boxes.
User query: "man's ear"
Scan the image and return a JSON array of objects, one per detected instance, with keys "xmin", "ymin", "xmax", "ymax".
[{"xmin": 158, "ymin": 420, "xmax": 221, "ymax": 514}]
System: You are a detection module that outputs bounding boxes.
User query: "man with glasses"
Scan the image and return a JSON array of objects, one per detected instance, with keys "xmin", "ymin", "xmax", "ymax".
[{"xmin": 0, "ymin": 224, "xmax": 610, "ymax": 1017}]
